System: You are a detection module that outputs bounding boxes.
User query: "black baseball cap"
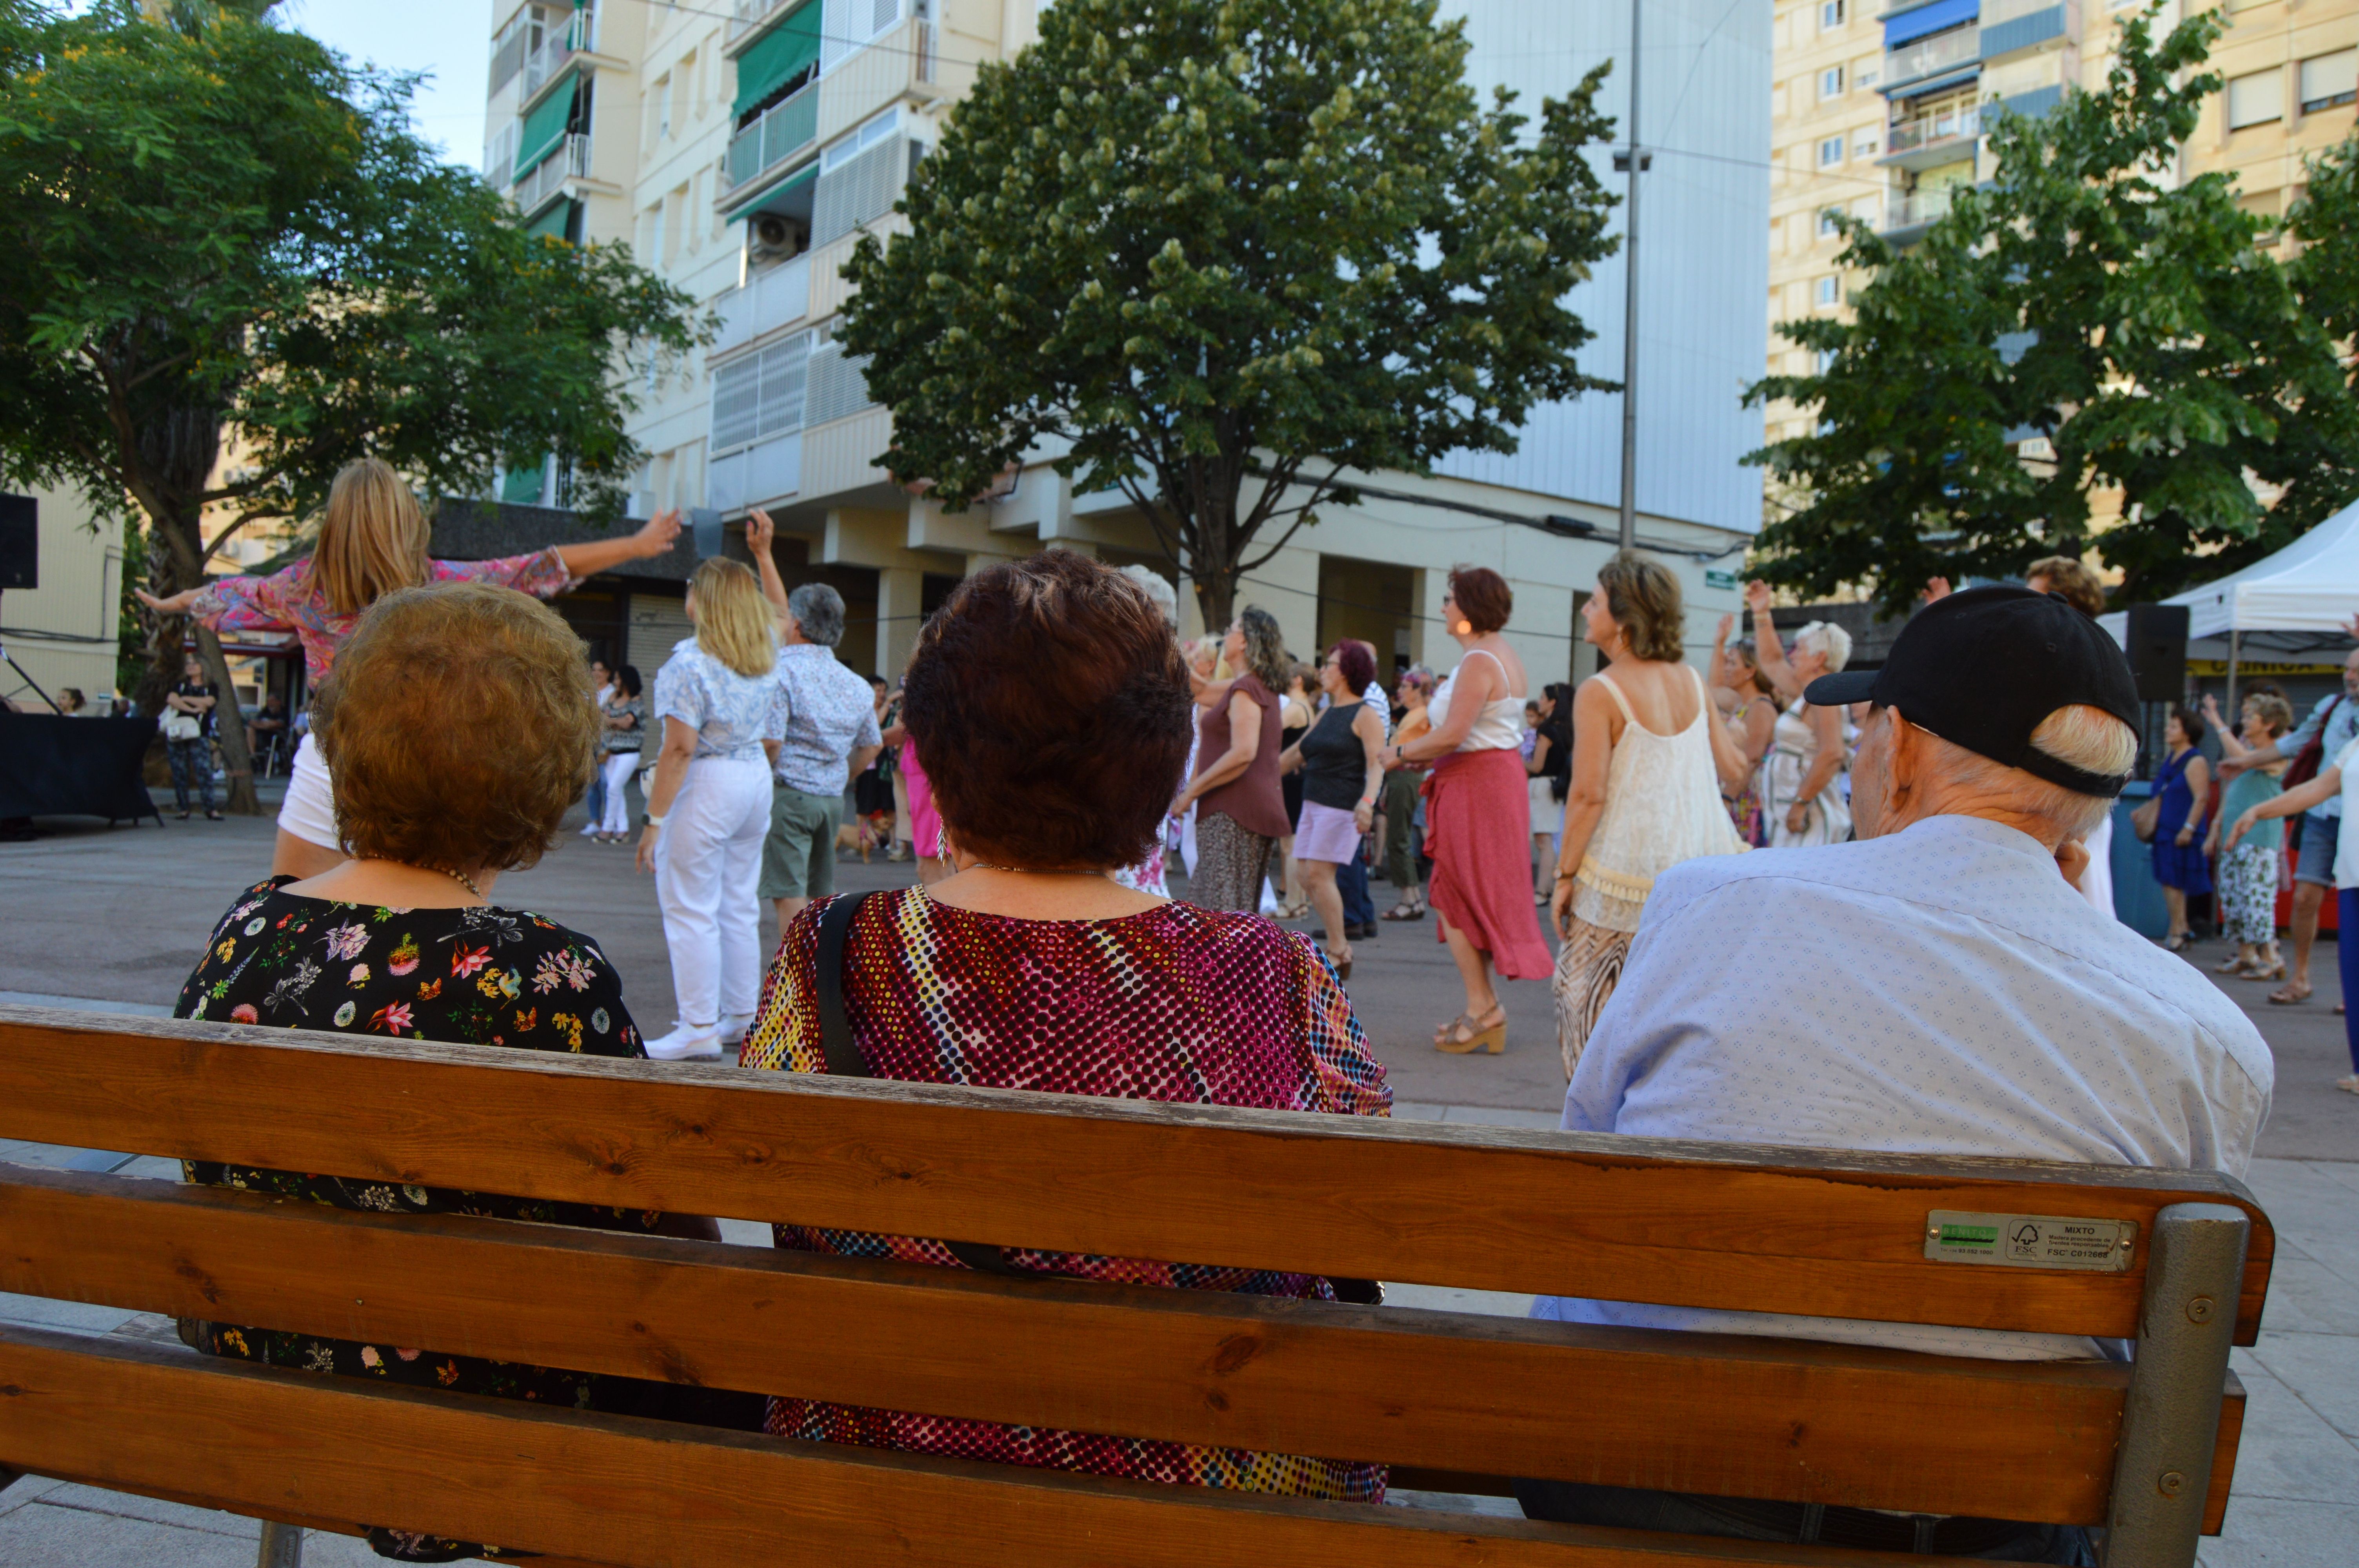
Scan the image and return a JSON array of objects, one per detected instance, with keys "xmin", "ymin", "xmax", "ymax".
[{"xmin": 1803, "ymin": 586, "xmax": 2142, "ymax": 798}]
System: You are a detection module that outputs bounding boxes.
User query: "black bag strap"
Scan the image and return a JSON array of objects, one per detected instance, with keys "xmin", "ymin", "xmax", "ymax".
[{"xmin": 815, "ymin": 892, "xmax": 1018, "ymax": 1278}]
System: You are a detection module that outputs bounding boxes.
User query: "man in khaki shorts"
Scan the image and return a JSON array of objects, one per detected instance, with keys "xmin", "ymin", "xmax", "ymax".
[{"xmin": 749, "ymin": 514, "xmax": 882, "ymax": 934}]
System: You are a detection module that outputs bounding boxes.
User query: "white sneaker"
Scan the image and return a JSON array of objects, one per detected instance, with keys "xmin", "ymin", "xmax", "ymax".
[
  {"xmin": 579, "ymin": 822, "xmax": 600, "ymax": 837},
  {"xmin": 718, "ymin": 1013, "xmax": 755, "ymax": 1047},
  {"xmin": 643, "ymin": 1026, "xmax": 724, "ymax": 1061}
]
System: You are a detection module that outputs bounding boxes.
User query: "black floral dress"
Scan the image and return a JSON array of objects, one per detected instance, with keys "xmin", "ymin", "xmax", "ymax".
[{"xmin": 174, "ymin": 878, "xmax": 749, "ymax": 1561}]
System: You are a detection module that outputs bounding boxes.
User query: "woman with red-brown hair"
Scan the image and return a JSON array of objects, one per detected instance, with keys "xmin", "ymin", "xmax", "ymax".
[
  {"xmin": 1380, "ymin": 565, "xmax": 1554, "ymax": 1053},
  {"xmin": 739, "ymin": 550, "xmax": 1392, "ymax": 1502}
]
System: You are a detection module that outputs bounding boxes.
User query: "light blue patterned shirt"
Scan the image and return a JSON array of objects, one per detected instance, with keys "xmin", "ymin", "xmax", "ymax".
[
  {"xmin": 771, "ymin": 643, "xmax": 883, "ymax": 797},
  {"xmin": 651, "ymin": 637, "xmax": 788, "ymax": 762},
  {"xmin": 2283, "ymin": 691, "xmax": 2357, "ymax": 820},
  {"xmin": 1535, "ymin": 813, "xmax": 2272, "ymax": 1361}
]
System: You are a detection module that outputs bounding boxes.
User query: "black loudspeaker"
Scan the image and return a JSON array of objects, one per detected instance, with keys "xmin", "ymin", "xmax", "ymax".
[
  {"xmin": 2123, "ymin": 603, "xmax": 2189, "ymax": 703},
  {"xmin": 0, "ymin": 493, "xmax": 33, "ymax": 590}
]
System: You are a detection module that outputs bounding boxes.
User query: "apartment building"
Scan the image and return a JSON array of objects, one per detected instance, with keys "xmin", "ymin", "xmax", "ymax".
[
  {"xmin": 1764, "ymin": 0, "xmax": 2359, "ymax": 448},
  {"xmin": 476, "ymin": 0, "xmax": 1772, "ymax": 682}
]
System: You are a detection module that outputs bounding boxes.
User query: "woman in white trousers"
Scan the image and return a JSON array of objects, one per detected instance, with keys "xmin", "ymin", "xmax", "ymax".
[
  {"xmin": 595, "ymin": 664, "xmax": 647, "ymax": 840},
  {"xmin": 636, "ymin": 560, "xmax": 786, "ymax": 1060}
]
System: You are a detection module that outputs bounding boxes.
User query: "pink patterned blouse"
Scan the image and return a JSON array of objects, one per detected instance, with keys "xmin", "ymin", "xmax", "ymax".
[
  {"xmin": 190, "ymin": 550, "xmax": 573, "ymax": 683},
  {"xmin": 739, "ymin": 887, "xmax": 1393, "ymax": 1501}
]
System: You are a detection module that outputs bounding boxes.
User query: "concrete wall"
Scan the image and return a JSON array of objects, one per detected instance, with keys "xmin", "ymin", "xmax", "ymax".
[{"xmin": 1, "ymin": 485, "xmax": 122, "ymax": 713}]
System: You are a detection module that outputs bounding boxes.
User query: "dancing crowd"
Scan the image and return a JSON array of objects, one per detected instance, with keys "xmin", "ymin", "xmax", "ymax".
[{"xmin": 147, "ymin": 459, "xmax": 2286, "ymax": 1565}]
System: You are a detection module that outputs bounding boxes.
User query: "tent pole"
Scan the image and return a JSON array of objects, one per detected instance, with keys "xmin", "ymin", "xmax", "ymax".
[{"xmin": 2226, "ymin": 630, "xmax": 2238, "ymax": 720}]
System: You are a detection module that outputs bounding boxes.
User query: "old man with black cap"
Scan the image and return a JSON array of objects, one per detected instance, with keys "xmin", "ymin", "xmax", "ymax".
[{"xmin": 1517, "ymin": 586, "xmax": 2273, "ymax": 1563}]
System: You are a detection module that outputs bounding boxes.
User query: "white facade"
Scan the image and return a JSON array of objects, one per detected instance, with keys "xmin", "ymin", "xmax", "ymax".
[
  {"xmin": 480, "ymin": 0, "xmax": 1766, "ymax": 682},
  {"xmin": 1437, "ymin": 0, "xmax": 1774, "ymax": 539}
]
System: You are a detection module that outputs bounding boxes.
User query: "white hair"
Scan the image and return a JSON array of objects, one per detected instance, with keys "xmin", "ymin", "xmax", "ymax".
[
  {"xmin": 1793, "ymin": 620, "xmax": 1853, "ymax": 672},
  {"xmin": 1927, "ymin": 703, "xmax": 2137, "ymax": 838},
  {"xmin": 1120, "ymin": 564, "xmax": 1178, "ymax": 629}
]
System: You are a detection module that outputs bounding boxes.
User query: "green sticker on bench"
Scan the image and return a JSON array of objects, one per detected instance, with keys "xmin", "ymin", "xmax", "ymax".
[{"xmin": 1925, "ymin": 1210, "xmax": 2137, "ymax": 1272}]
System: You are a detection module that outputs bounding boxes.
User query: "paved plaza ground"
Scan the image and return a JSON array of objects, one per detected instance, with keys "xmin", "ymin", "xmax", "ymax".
[{"xmin": 0, "ymin": 799, "xmax": 2352, "ymax": 1563}]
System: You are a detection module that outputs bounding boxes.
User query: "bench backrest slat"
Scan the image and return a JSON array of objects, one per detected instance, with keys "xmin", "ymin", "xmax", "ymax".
[
  {"xmin": 0, "ymin": 1162, "xmax": 2248, "ymax": 1526},
  {"xmin": 0, "ymin": 1008, "xmax": 2275, "ymax": 1342},
  {"xmin": 2, "ymin": 1322, "xmax": 1871, "ymax": 1568}
]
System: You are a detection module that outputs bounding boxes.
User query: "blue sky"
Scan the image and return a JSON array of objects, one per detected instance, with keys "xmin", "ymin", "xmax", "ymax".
[{"xmin": 279, "ymin": 0, "xmax": 492, "ymax": 169}]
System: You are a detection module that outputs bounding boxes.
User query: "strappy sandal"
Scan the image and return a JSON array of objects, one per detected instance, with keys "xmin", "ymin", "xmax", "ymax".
[
  {"xmin": 2164, "ymin": 932, "xmax": 2193, "ymax": 953},
  {"xmin": 1326, "ymin": 947, "xmax": 1353, "ymax": 982},
  {"xmin": 1434, "ymin": 1007, "xmax": 1506, "ymax": 1055},
  {"xmin": 1381, "ymin": 898, "xmax": 1425, "ymax": 922},
  {"xmin": 2268, "ymin": 981, "xmax": 2312, "ymax": 1005}
]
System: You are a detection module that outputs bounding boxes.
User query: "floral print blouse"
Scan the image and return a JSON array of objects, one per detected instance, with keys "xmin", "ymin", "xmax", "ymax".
[
  {"xmin": 741, "ymin": 888, "xmax": 1392, "ymax": 1503},
  {"xmin": 174, "ymin": 878, "xmax": 673, "ymax": 1562},
  {"xmin": 190, "ymin": 550, "xmax": 572, "ymax": 684},
  {"xmin": 651, "ymin": 635, "xmax": 788, "ymax": 762}
]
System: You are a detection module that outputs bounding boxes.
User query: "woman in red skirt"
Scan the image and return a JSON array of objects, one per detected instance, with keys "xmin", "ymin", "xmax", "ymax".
[{"xmin": 1381, "ymin": 566, "xmax": 1554, "ymax": 1053}]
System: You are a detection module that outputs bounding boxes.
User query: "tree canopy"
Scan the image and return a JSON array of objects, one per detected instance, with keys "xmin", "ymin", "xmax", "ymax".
[
  {"xmin": 1746, "ymin": 5, "xmax": 2359, "ymax": 614},
  {"xmin": 0, "ymin": 0, "xmax": 701, "ymax": 801},
  {"xmin": 838, "ymin": 0, "xmax": 1619, "ymax": 628}
]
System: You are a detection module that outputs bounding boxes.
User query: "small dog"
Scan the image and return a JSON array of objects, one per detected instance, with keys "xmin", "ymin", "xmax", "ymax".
[{"xmin": 835, "ymin": 815, "xmax": 892, "ymax": 864}]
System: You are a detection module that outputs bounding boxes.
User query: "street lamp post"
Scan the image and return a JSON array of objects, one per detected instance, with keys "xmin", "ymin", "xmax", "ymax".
[{"xmin": 1615, "ymin": 0, "xmax": 1647, "ymax": 551}]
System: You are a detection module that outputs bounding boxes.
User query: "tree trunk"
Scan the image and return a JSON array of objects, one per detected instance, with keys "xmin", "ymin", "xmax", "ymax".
[{"xmin": 130, "ymin": 404, "xmax": 262, "ymax": 815}]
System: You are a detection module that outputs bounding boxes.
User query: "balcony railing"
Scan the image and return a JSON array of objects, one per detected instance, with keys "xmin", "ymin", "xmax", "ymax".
[
  {"xmin": 520, "ymin": 4, "xmax": 596, "ymax": 103},
  {"xmin": 1884, "ymin": 25, "xmax": 1978, "ymax": 89},
  {"xmin": 513, "ymin": 133, "xmax": 589, "ymax": 215},
  {"xmin": 1886, "ymin": 103, "xmax": 1981, "ymax": 155},
  {"xmin": 729, "ymin": 0, "xmax": 801, "ymax": 46},
  {"xmin": 710, "ymin": 254, "xmax": 813, "ymax": 358},
  {"xmin": 1882, "ymin": 186, "xmax": 1959, "ymax": 232},
  {"xmin": 725, "ymin": 80, "xmax": 820, "ymax": 192}
]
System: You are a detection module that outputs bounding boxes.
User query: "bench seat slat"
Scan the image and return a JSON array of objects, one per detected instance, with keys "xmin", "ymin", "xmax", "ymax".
[
  {"xmin": 0, "ymin": 1009, "xmax": 2275, "ymax": 1343},
  {"xmin": 0, "ymin": 1325, "xmax": 2006, "ymax": 1568},
  {"xmin": 0, "ymin": 1164, "xmax": 2246, "ymax": 1528}
]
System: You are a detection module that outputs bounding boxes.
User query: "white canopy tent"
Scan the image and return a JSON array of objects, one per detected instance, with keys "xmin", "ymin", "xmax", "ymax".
[{"xmin": 2098, "ymin": 498, "xmax": 2359, "ymax": 692}]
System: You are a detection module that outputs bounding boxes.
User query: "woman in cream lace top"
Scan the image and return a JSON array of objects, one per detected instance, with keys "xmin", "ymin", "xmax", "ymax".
[{"xmin": 1548, "ymin": 553, "xmax": 1753, "ymax": 1079}]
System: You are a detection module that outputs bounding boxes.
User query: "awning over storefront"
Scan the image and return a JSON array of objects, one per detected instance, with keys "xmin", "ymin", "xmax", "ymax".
[
  {"xmin": 516, "ymin": 76, "xmax": 578, "ymax": 180},
  {"xmin": 733, "ymin": 0, "xmax": 823, "ymax": 120}
]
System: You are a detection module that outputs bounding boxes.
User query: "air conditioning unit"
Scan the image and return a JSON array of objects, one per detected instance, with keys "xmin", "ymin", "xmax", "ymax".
[{"xmin": 749, "ymin": 213, "xmax": 805, "ymax": 264}]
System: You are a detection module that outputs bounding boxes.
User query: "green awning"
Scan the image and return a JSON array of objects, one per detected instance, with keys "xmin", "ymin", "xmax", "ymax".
[
  {"xmin": 721, "ymin": 157, "xmax": 817, "ymax": 226},
  {"xmin": 515, "ymin": 76, "xmax": 578, "ymax": 181},
  {"xmin": 501, "ymin": 457, "xmax": 549, "ymax": 503},
  {"xmin": 733, "ymin": 0, "xmax": 822, "ymax": 119},
  {"xmin": 523, "ymin": 200, "xmax": 573, "ymax": 241}
]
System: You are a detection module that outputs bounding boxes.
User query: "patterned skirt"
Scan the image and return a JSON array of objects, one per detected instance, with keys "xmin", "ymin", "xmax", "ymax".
[
  {"xmin": 2216, "ymin": 842, "xmax": 2279, "ymax": 945},
  {"xmin": 1551, "ymin": 916, "xmax": 1632, "ymax": 1082},
  {"xmin": 1190, "ymin": 809, "xmax": 1274, "ymax": 911}
]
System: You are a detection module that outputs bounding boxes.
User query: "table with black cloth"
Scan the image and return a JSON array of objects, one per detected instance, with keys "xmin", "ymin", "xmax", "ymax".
[{"xmin": 0, "ymin": 713, "xmax": 162, "ymax": 824}]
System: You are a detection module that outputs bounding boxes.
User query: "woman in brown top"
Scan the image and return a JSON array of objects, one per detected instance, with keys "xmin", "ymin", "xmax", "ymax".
[{"xmin": 1170, "ymin": 606, "xmax": 1292, "ymax": 909}]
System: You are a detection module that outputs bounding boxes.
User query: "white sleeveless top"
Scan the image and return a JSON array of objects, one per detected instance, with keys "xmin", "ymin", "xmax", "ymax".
[
  {"xmin": 1572, "ymin": 665, "xmax": 1749, "ymax": 933},
  {"xmin": 1427, "ymin": 649, "xmax": 1525, "ymax": 753}
]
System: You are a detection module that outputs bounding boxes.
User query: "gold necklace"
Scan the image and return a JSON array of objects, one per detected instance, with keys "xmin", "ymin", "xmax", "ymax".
[{"xmin": 965, "ymin": 862, "xmax": 1109, "ymax": 879}]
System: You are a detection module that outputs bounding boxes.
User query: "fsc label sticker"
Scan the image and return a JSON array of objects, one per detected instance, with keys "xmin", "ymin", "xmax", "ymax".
[{"xmin": 1924, "ymin": 1210, "xmax": 2136, "ymax": 1272}]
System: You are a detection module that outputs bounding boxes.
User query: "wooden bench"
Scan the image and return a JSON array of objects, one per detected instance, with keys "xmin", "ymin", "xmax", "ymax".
[{"xmin": 0, "ymin": 1004, "xmax": 2272, "ymax": 1568}]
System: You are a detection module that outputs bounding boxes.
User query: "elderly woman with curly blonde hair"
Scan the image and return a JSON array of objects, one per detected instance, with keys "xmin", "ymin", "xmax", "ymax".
[{"xmin": 1743, "ymin": 580, "xmax": 1855, "ymax": 848}]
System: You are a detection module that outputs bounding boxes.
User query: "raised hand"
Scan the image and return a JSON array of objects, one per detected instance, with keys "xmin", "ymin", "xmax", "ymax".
[
  {"xmin": 634, "ymin": 509, "xmax": 683, "ymax": 559},
  {"xmin": 1743, "ymin": 579, "xmax": 1774, "ymax": 617},
  {"xmin": 134, "ymin": 585, "xmax": 200, "ymax": 616},
  {"xmin": 746, "ymin": 508, "xmax": 775, "ymax": 557},
  {"xmin": 1922, "ymin": 576, "xmax": 1952, "ymax": 603},
  {"xmin": 1716, "ymin": 612, "xmax": 1735, "ymax": 644}
]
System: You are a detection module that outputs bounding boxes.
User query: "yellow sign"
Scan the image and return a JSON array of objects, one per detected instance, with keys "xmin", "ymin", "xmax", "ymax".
[{"xmin": 2188, "ymin": 660, "xmax": 2342, "ymax": 676}]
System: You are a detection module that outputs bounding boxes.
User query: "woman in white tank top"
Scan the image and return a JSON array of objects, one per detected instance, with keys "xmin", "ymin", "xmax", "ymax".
[
  {"xmin": 1379, "ymin": 568, "xmax": 1556, "ymax": 1054},
  {"xmin": 1549, "ymin": 554, "xmax": 1754, "ymax": 1079}
]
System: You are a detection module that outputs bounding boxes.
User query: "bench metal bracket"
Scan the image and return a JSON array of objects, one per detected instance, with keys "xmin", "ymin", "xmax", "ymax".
[
  {"xmin": 256, "ymin": 1519, "xmax": 303, "ymax": 1568},
  {"xmin": 2100, "ymin": 1202, "xmax": 2249, "ymax": 1568}
]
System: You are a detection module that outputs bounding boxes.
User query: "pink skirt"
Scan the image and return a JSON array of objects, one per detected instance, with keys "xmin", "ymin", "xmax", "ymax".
[
  {"xmin": 901, "ymin": 744, "xmax": 943, "ymax": 859},
  {"xmin": 1421, "ymin": 749, "xmax": 1554, "ymax": 980},
  {"xmin": 1294, "ymin": 800, "xmax": 1362, "ymax": 865}
]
